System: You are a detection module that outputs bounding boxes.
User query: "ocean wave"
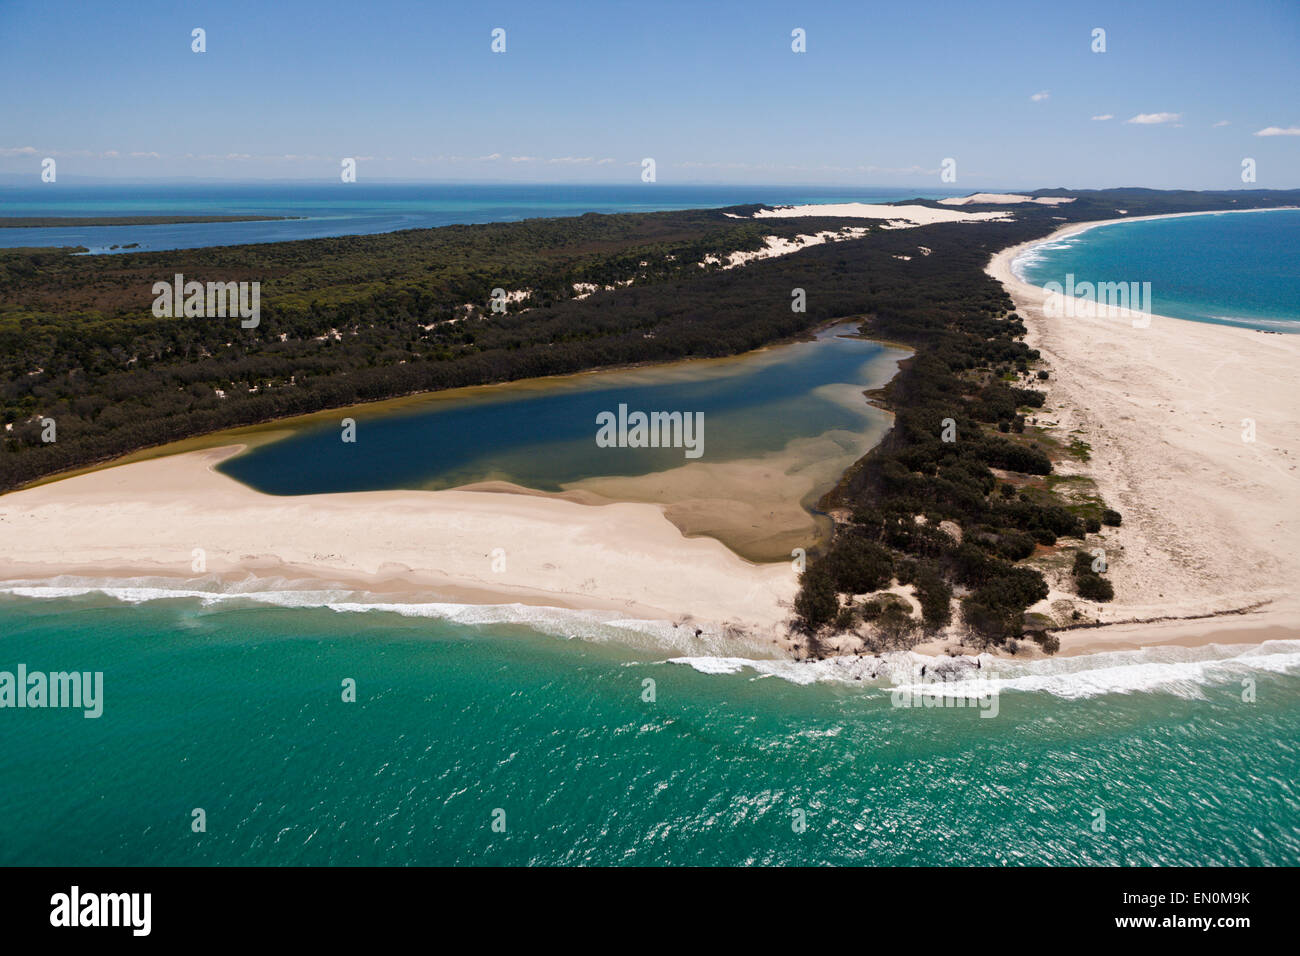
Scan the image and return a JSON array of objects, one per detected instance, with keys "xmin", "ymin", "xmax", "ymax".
[
  {"xmin": 5, "ymin": 576, "xmax": 1297, "ymax": 699},
  {"xmin": 1203, "ymin": 314, "xmax": 1300, "ymax": 332},
  {"xmin": 0, "ymin": 574, "xmax": 773, "ymax": 657},
  {"xmin": 1010, "ymin": 236, "xmax": 1083, "ymax": 280},
  {"xmin": 669, "ymin": 641, "xmax": 1300, "ymax": 700}
]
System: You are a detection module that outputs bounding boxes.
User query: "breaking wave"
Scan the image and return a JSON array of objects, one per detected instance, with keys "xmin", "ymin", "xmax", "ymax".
[{"xmin": 3, "ymin": 575, "xmax": 1296, "ymax": 698}]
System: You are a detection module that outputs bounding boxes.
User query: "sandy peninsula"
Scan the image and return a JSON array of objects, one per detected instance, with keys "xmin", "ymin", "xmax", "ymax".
[
  {"xmin": 2, "ymin": 210, "xmax": 1295, "ymax": 663},
  {"xmin": 0, "ymin": 445, "xmax": 800, "ymax": 647},
  {"xmin": 987, "ymin": 213, "xmax": 1300, "ymax": 651}
]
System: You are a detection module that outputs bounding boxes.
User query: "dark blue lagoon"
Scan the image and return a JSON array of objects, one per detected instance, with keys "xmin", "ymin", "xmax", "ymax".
[{"xmin": 218, "ymin": 326, "xmax": 903, "ymax": 497}]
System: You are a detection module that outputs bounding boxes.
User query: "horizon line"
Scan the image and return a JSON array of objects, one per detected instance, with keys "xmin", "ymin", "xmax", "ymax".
[{"xmin": 2, "ymin": 178, "xmax": 1299, "ymax": 192}]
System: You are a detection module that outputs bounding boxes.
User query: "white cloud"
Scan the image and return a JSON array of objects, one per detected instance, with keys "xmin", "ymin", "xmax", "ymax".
[
  {"xmin": 1030, "ymin": 90, "xmax": 1050, "ymax": 102},
  {"xmin": 509, "ymin": 155, "xmax": 538, "ymax": 163},
  {"xmin": 1126, "ymin": 112, "xmax": 1181, "ymax": 125},
  {"xmin": 547, "ymin": 156, "xmax": 594, "ymax": 164},
  {"xmin": 1255, "ymin": 126, "xmax": 1300, "ymax": 137},
  {"xmin": 1091, "ymin": 114, "xmax": 1114, "ymax": 121},
  {"xmin": 4, "ymin": 145, "xmax": 175, "ymax": 160},
  {"xmin": 1213, "ymin": 120, "xmax": 1231, "ymax": 127}
]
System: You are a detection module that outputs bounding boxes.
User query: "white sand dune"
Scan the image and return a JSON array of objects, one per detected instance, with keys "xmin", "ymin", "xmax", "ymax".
[
  {"xmin": 700, "ymin": 227, "xmax": 870, "ymax": 269},
  {"xmin": 749, "ymin": 203, "xmax": 1012, "ymax": 226},
  {"xmin": 939, "ymin": 193, "xmax": 1076, "ymax": 206}
]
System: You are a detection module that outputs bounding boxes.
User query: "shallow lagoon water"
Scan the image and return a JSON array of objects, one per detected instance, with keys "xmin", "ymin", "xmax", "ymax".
[
  {"xmin": 214, "ymin": 326, "xmax": 905, "ymax": 559},
  {"xmin": 218, "ymin": 326, "xmax": 900, "ymax": 494}
]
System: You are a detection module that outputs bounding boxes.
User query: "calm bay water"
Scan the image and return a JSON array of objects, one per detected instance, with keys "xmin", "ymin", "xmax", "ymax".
[
  {"xmin": 1015, "ymin": 209, "xmax": 1300, "ymax": 331},
  {"xmin": 0, "ymin": 182, "xmax": 959, "ymax": 254},
  {"xmin": 1, "ymin": 594, "xmax": 1297, "ymax": 866}
]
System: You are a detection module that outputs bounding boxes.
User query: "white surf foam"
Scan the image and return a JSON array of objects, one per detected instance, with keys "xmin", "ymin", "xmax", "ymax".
[
  {"xmin": 6, "ymin": 576, "xmax": 1297, "ymax": 698},
  {"xmin": 0, "ymin": 575, "xmax": 771, "ymax": 657},
  {"xmin": 669, "ymin": 641, "xmax": 1300, "ymax": 699},
  {"xmin": 1010, "ymin": 236, "xmax": 1083, "ymax": 281}
]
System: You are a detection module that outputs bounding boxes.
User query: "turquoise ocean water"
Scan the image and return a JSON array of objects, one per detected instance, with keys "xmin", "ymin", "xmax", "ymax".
[
  {"xmin": 1, "ymin": 593, "xmax": 1297, "ymax": 866},
  {"xmin": 1015, "ymin": 208, "xmax": 1300, "ymax": 331}
]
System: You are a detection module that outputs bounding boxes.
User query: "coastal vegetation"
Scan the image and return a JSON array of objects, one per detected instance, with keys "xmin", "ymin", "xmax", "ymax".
[
  {"xmin": 0, "ymin": 207, "xmax": 864, "ymax": 488},
  {"xmin": 791, "ymin": 188, "xmax": 1299, "ymax": 650},
  {"xmin": 1072, "ymin": 549, "xmax": 1115, "ymax": 602},
  {"xmin": 791, "ymin": 227, "xmax": 1096, "ymax": 648}
]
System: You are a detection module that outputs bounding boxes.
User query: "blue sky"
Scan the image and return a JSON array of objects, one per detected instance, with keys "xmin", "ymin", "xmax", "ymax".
[{"xmin": 2, "ymin": 0, "xmax": 1297, "ymax": 188}]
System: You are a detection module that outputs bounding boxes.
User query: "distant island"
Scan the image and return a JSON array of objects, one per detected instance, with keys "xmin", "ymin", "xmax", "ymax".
[{"xmin": 0, "ymin": 215, "xmax": 300, "ymax": 228}]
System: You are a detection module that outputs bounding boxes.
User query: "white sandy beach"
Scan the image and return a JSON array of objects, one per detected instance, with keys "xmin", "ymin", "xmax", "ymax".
[
  {"xmin": 0, "ymin": 445, "xmax": 799, "ymax": 646},
  {"xmin": 988, "ymin": 214, "xmax": 1300, "ymax": 651}
]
